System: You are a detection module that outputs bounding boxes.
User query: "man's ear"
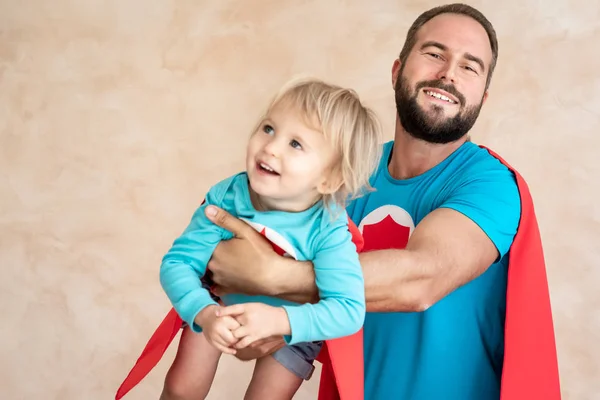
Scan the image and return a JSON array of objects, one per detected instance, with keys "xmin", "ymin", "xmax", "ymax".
[
  {"xmin": 392, "ymin": 58, "xmax": 402, "ymax": 88},
  {"xmin": 482, "ymin": 90, "xmax": 489, "ymax": 104}
]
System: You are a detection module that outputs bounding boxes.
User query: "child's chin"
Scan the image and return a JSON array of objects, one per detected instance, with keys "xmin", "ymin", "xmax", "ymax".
[{"xmin": 248, "ymin": 181, "xmax": 273, "ymax": 196}]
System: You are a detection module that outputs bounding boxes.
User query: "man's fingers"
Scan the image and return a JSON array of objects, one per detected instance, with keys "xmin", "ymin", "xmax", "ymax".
[
  {"xmin": 248, "ymin": 335, "xmax": 285, "ymax": 349},
  {"xmin": 216, "ymin": 304, "xmax": 246, "ymax": 318},
  {"xmin": 204, "ymin": 205, "xmax": 252, "ymax": 238},
  {"xmin": 211, "ymin": 284, "xmax": 232, "ymax": 297},
  {"xmin": 247, "ymin": 337, "xmax": 270, "ymax": 348},
  {"xmin": 233, "ymin": 337, "xmax": 286, "ymax": 361}
]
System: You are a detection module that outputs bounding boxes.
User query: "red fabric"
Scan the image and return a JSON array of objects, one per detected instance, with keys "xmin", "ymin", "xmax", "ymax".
[
  {"xmin": 314, "ymin": 219, "xmax": 365, "ymax": 400},
  {"xmin": 115, "ymin": 308, "xmax": 182, "ymax": 399},
  {"xmin": 115, "ymin": 218, "xmax": 365, "ymax": 399},
  {"xmin": 485, "ymin": 147, "xmax": 561, "ymax": 400},
  {"xmin": 316, "ymin": 147, "xmax": 562, "ymax": 400}
]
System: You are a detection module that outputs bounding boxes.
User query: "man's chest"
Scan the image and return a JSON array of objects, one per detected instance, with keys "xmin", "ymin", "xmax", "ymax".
[{"xmin": 348, "ymin": 184, "xmax": 445, "ymax": 251}]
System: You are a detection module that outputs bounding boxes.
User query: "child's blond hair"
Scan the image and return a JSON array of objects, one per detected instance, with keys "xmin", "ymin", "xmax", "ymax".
[{"xmin": 254, "ymin": 77, "xmax": 382, "ymax": 212}]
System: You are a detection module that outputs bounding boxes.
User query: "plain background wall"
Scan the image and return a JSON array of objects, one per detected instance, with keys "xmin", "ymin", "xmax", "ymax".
[{"xmin": 1, "ymin": 0, "xmax": 598, "ymax": 399}]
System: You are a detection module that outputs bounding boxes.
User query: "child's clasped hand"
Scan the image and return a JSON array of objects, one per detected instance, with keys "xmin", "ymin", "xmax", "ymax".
[{"xmin": 195, "ymin": 303, "xmax": 291, "ymax": 354}]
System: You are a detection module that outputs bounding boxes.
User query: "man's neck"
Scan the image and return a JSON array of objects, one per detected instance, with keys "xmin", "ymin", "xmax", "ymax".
[{"xmin": 388, "ymin": 118, "xmax": 468, "ymax": 180}]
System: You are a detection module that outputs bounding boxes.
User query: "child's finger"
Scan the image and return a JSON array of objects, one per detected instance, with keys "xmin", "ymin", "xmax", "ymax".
[
  {"xmin": 235, "ymin": 335, "xmax": 257, "ymax": 349},
  {"xmin": 221, "ymin": 315, "xmax": 241, "ymax": 330},
  {"xmin": 231, "ymin": 325, "xmax": 250, "ymax": 340},
  {"xmin": 214, "ymin": 341, "xmax": 237, "ymax": 355},
  {"xmin": 206, "ymin": 334, "xmax": 235, "ymax": 355},
  {"xmin": 217, "ymin": 304, "xmax": 246, "ymax": 317},
  {"xmin": 213, "ymin": 332, "xmax": 237, "ymax": 352},
  {"xmin": 218, "ymin": 327, "xmax": 239, "ymax": 346}
]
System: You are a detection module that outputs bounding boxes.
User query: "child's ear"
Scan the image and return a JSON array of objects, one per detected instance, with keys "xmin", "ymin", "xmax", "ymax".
[{"xmin": 317, "ymin": 169, "xmax": 344, "ymax": 195}]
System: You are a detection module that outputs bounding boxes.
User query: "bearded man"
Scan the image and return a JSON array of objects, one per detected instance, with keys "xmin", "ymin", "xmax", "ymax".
[{"xmin": 127, "ymin": 4, "xmax": 560, "ymax": 400}]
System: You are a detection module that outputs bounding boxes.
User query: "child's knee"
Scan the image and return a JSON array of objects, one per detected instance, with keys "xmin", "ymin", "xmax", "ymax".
[
  {"xmin": 160, "ymin": 384, "xmax": 189, "ymax": 400},
  {"xmin": 161, "ymin": 386, "xmax": 199, "ymax": 400},
  {"xmin": 162, "ymin": 373, "xmax": 207, "ymax": 400}
]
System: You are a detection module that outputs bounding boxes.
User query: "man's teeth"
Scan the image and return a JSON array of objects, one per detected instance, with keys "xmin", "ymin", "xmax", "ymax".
[
  {"xmin": 260, "ymin": 163, "xmax": 274, "ymax": 172},
  {"xmin": 425, "ymin": 90, "xmax": 456, "ymax": 104}
]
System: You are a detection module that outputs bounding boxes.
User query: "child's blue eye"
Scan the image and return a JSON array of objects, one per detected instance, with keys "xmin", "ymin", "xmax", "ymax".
[
  {"xmin": 290, "ymin": 140, "xmax": 302, "ymax": 149},
  {"xmin": 263, "ymin": 124, "xmax": 274, "ymax": 135}
]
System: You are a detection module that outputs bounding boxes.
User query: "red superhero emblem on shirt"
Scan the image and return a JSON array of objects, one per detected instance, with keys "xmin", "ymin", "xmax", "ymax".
[{"xmin": 358, "ymin": 205, "xmax": 415, "ymax": 251}]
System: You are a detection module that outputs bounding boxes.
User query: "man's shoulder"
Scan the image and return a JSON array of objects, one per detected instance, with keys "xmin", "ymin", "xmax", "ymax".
[
  {"xmin": 452, "ymin": 141, "xmax": 514, "ymax": 175},
  {"xmin": 437, "ymin": 142, "xmax": 519, "ymax": 199},
  {"xmin": 446, "ymin": 142, "xmax": 520, "ymax": 200},
  {"xmin": 441, "ymin": 143, "xmax": 522, "ymax": 258}
]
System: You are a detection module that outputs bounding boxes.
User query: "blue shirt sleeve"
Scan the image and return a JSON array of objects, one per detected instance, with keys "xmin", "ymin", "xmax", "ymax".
[
  {"xmin": 282, "ymin": 213, "xmax": 366, "ymax": 344},
  {"xmin": 159, "ymin": 180, "xmax": 233, "ymax": 333},
  {"xmin": 439, "ymin": 163, "xmax": 521, "ymax": 260}
]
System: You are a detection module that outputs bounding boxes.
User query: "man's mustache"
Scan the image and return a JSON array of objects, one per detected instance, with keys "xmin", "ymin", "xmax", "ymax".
[{"xmin": 415, "ymin": 80, "xmax": 465, "ymax": 105}]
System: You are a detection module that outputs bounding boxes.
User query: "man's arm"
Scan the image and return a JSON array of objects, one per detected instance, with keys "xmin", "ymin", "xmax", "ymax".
[
  {"xmin": 204, "ymin": 205, "xmax": 499, "ymax": 312},
  {"xmin": 360, "ymin": 207, "xmax": 498, "ymax": 312}
]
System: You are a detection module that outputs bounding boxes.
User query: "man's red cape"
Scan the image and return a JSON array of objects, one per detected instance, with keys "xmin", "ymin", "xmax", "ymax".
[{"xmin": 115, "ymin": 146, "xmax": 560, "ymax": 400}]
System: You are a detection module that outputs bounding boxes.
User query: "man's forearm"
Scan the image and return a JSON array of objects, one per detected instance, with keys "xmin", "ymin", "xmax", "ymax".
[
  {"xmin": 268, "ymin": 257, "xmax": 319, "ymax": 304},
  {"xmin": 266, "ymin": 248, "xmax": 434, "ymax": 310},
  {"xmin": 360, "ymin": 249, "xmax": 435, "ymax": 313},
  {"xmin": 267, "ymin": 248, "xmax": 433, "ymax": 311}
]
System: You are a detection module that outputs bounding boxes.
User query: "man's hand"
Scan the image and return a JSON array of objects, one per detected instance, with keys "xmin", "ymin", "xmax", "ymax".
[
  {"xmin": 204, "ymin": 205, "xmax": 279, "ymax": 296},
  {"xmin": 217, "ymin": 303, "xmax": 291, "ymax": 349},
  {"xmin": 205, "ymin": 205, "xmax": 320, "ymax": 304},
  {"xmin": 233, "ymin": 336, "xmax": 287, "ymax": 361}
]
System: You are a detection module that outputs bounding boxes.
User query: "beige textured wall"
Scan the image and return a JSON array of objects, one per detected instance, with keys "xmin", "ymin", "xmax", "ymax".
[{"xmin": 1, "ymin": 0, "xmax": 598, "ymax": 399}]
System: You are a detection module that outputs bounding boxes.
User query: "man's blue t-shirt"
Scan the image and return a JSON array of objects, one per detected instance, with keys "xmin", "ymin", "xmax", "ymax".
[{"xmin": 346, "ymin": 140, "xmax": 521, "ymax": 400}]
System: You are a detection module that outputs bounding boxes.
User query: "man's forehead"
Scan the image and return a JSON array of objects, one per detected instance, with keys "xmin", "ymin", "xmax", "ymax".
[{"xmin": 414, "ymin": 13, "xmax": 493, "ymax": 64}]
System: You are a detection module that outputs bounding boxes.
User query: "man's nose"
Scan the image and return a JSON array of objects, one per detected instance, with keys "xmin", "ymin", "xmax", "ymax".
[{"xmin": 435, "ymin": 61, "xmax": 457, "ymax": 84}]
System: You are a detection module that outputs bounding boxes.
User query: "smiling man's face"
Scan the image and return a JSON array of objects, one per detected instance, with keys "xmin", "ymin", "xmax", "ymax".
[{"xmin": 392, "ymin": 12, "xmax": 493, "ymax": 144}]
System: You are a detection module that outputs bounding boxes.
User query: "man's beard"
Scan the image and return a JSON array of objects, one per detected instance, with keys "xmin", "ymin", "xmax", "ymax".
[{"xmin": 394, "ymin": 72, "xmax": 483, "ymax": 144}]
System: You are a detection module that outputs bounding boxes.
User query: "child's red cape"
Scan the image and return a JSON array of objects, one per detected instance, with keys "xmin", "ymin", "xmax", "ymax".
[{"xmin": 115, "ymin": 146, "xmax": 560, "ymax": 400}]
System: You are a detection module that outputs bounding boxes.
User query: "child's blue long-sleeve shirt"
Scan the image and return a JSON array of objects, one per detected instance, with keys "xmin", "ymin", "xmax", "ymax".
[{"xmin": 159, "ymin": 172, "xmax": 365, "ymax": 345}]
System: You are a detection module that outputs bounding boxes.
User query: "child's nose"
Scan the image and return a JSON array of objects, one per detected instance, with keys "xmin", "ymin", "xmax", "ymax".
[{"xmin": 263, "ymin": 138, "xmax": 281, "ymax": 157}]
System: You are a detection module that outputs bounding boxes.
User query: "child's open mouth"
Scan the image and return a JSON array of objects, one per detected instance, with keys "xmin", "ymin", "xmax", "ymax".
[{"xmin": 257, "ymin": 162, "xmax": 280, "ymax": 176}]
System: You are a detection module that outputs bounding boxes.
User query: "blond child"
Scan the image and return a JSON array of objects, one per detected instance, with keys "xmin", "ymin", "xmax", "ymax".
[{"xmin": 159, "ymin": 78, "xmax": 381, "ymax": 400}]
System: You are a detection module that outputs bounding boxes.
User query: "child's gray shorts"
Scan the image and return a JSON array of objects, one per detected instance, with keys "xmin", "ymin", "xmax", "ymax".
[{"xmin": 271, "ymin": 340, "xmax": 324, "ymax": 380}]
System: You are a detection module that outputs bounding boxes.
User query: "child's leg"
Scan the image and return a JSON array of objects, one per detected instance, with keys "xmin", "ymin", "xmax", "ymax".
[
  {"xmin": 160, "ymin": 326, "xmax": 222, "ymax": 400},
  {"xmin": 244, "ymin": 341, "xmax": 323, "ymax": 400}
]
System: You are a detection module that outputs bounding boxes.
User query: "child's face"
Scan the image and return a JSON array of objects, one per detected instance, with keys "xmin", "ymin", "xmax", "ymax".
[{"xmin": 246, "ymin": 102, "xmax": 338, "ymax": 211}]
